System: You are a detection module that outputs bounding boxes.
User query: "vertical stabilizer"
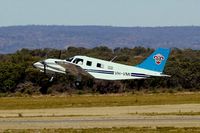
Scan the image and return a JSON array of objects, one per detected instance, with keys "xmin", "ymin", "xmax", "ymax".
[{"xmin": 137, "ymin": 48, "xmax": 170, "ymax": 72}]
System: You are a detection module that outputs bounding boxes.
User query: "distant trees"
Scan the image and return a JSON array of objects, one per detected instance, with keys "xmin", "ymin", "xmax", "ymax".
[
  {"xmin": 0, "ymin": 46, "xmax": 200, "ymax": 95},
  {"xmin": 1, "ymin": 26, "xmax": 200, "ymax": 53}
]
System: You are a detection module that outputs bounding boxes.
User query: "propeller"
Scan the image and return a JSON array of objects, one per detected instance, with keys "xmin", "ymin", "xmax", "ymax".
[
  {"xmin": 41, "ymin": 60, "xmax": 47, "ymax": 75},
  {"xmin": 41, "ymin": 50, "xmax": 49, "ymax": 75},
  {"xmin": 40, "ymin": 50, "xmax": 62, "ymax": 77}
]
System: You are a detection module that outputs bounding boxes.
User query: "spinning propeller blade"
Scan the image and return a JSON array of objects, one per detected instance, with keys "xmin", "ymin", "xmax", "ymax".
[{"xmin": 41, "ymin": 60, "xmax": 47, "ymax": 74}]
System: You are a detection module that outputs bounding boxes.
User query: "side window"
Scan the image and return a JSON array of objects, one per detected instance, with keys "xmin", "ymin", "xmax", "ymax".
[
  {"xmin": 73, "ymin": 58, "xmax": 83, "ymax": 65},
  {"xmin": 97, "ymin": 63, "xmax": 104, "ymax": 68},
  {"xmin": 66, "ymin": 57, "xmax": 74, "ymax": 62},
  {"xmin": 86, "ymin": 61, "xmax": 92, "ymax": 66},
  {"xmin": 108, "ymin": 66, "xmax": 113, "ymax": 70},
  {"xmin": 73, "ymin": 59, "xmax": 76, "ymax": 63}
]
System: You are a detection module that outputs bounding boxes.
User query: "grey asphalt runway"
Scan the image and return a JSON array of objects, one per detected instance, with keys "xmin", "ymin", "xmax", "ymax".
[
  {"xmin": 0, "ymin": 116, "xmax": 200, "ymax": 129},
  {"xmin": 0, "ymin": 104, "xmax": 200, "ymax": 129}
]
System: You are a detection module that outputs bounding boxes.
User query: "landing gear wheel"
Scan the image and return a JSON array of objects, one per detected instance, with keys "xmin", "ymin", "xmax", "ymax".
[{"xmin": 75, "ymin": 81, "xmax": 81, "ymax": 87}]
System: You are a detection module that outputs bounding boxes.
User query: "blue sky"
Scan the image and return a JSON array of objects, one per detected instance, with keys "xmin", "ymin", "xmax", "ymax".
[{"xmin": 0, "ymin": 0, "xmax": 200, "ymax": 27}]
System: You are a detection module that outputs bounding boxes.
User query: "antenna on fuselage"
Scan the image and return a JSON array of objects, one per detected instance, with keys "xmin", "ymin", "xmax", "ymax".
[
  {"xmin": 110, "ymin": 56, "xmax": 117, "ymax": 62},
  {"xmin": 58, "ymin": 50, "xmax": 62, "ymax": 59}
]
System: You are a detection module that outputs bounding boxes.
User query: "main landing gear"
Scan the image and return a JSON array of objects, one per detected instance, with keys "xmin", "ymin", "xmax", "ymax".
[{"xmin": 75, "ymin": 75, "xmax": 82, "ymax": 88}]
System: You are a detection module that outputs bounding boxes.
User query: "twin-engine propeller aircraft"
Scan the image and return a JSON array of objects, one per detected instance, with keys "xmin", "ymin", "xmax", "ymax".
[{"xmin": 33, "ymin": 48, "xmax": 171, "ymax": 85}]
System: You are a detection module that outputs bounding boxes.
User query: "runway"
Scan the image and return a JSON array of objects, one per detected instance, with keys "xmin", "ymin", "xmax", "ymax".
[
  {"xmin": 0, "ymin": 104, "xmax": 200, "ymax": 129},
  {"xmin": 0, "ymin": 116, "xmax": 200, "ymax": 129}
]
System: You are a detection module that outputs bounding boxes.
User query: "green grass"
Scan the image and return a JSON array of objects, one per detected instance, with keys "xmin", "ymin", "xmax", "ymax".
[
  {"xmin": 2, "ymin": 127, "xmax": 200, "ymax": 133},
  {"xmin": 0, "ymin": 93, "xmax": 200, "ymax": 110}
]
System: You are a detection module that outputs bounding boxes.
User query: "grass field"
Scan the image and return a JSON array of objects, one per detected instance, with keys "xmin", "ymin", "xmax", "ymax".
[
  {"xmin": 0, "ymin": 93, "xmax": 199, "ymax": 110},
  {"xmin": 2, "ymin": 127, "xmax": 200, "ymax": 133}
]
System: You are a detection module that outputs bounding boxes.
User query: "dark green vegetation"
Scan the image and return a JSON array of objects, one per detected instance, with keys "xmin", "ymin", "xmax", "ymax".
[
  {"xmin": 1, "ymin": 26, "xmax": 200, "ymax": 53},
  {"xmin": 0, "ymin": 93, "xmax": 199, "ymax": 109},
  {"xmin": 0, "ymin": 46, "xmax": 200, "ymax": 95},
  {"xmin": 2, "ymin": 127, "xmax": 200, "ymax": 133}
]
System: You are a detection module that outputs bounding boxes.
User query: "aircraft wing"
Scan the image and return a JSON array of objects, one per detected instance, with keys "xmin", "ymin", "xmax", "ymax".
[{"xmin": 55, "ymin": 61, "xmax": 93, "ymax": 77}]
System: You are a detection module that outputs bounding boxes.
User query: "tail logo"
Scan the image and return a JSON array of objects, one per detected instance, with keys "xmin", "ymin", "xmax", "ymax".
[{"xmin": 153, "ymin": 54, "xmax": 164, "ymax": 65}]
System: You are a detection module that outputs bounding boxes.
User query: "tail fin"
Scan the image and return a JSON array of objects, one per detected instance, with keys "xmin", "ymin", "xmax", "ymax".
[{"xmin": 137, "ymin": 48, "xmax": 170, "ymax": 72}]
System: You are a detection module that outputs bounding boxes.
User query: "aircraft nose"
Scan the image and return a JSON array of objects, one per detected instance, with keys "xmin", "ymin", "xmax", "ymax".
[{"xmin": 33, "ymin": 62, "xmax": 42, "ymax": 68}]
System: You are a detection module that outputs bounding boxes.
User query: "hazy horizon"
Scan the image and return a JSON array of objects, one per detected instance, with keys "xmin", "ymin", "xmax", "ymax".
[{"xmin": 1, "ymin": 25, "xmax": 200, "ymax": 28}]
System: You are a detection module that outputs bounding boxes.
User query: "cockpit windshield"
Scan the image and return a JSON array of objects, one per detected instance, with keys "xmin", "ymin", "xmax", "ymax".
[{"xmin": 66, "ymin": 57, "xmax": 74, "ymax": 62}]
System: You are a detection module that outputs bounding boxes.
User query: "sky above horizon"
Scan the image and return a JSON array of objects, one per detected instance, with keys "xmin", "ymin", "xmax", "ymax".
[{"xmin": 0, "ymin": 0, "xmax": 200, "ymax": 27}]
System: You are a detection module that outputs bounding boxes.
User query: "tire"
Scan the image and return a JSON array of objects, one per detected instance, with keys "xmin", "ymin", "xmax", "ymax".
[{"xmin": 75, "ymin": 81, "xmax": 81, "ymax": 87}]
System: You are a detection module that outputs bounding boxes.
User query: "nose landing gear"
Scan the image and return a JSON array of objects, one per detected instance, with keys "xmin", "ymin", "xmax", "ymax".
[{"xmin": 49, "ymin": 76, "xmax": 54, "ymax": 82}]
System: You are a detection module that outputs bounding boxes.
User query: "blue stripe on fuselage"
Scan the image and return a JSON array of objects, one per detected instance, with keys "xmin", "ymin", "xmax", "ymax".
[
  {"xmin": 131, "ymin": 73, "xmax": 149, "ymax": 78},
  {"xmin": 84, "ymin": 69, "xmax": 149, "ymax": 78},
  {"xmin": 85, "ymin": 69, "xmax": 114, "ymax": 75}
]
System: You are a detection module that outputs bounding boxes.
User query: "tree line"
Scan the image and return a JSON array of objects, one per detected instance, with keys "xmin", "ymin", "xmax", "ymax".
[{"xmin": 0, "ymin": 46, "xmax": 199, "ymax": 95}]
